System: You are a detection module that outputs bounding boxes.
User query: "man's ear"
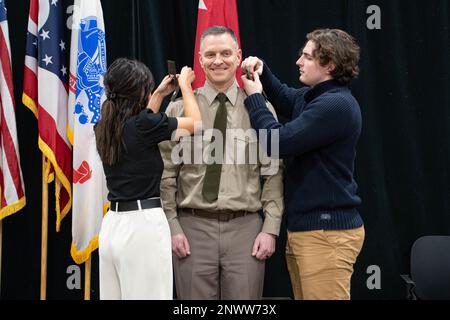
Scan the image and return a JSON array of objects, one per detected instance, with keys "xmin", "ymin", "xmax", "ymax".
[
  {"xmin": 198, "ymin": 51, "xmax": 204, "ymax": 68},
  {"xmin": 236, "ymin": 48, "xmax": 242, "ymax": 65},
  {"xmin": 327, "ymin": 63, "xmax": 336, "ymax": 74}
]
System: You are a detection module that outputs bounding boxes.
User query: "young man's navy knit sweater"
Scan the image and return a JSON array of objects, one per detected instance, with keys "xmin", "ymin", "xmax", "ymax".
[{"xmin": 244, "ymin": 65, "xmax": 363, "ymax": 231}]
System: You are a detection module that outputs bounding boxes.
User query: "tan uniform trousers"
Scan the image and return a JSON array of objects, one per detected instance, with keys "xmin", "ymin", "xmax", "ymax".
[
  {"xmin": 286, "ymin": 226, "xmax": 365, "ymax": 300},
  {"xmin": 173, "ymin": 211, "xmax": 265, "ymax": 300}
]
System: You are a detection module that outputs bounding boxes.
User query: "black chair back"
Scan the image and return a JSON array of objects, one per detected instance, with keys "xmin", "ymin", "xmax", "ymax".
[{"xmin": 411, "ymin": 235, "xmax": 450, "ymax": 299}]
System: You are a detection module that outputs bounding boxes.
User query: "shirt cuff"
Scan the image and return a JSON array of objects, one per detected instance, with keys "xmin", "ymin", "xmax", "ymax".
[
  {"xmin": 168, "ymin": 217, "xmax": 184, "ymax": 236},
  {"xmin": 261, "ymin": 212, "xmax": 282, "ymax": 236}
]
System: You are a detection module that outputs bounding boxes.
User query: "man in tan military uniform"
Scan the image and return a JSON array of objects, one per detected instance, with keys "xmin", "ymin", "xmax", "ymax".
[{"xmin": 159, "ymin": 26, "xmax": 283, "ymax": 300}]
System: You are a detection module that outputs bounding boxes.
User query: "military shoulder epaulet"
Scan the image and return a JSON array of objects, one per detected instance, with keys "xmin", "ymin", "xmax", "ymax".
[{"xmin": 172, "ymin": 89, "xmax": 200, "ymax": 103}]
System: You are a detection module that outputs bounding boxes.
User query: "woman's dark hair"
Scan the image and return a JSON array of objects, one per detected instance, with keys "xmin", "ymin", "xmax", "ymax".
[
  {"xmin": 306, "ymin": 29, "xmax": 360, "ymax": 85},
  {"xmin": 95, "ymin": 58, "xmax": 155, "ymax": 165}
]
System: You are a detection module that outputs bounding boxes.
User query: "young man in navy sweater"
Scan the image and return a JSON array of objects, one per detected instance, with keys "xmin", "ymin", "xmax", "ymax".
[{"xmin": 241, "ymin": 29, "xmax": 364, "ymax": 300}]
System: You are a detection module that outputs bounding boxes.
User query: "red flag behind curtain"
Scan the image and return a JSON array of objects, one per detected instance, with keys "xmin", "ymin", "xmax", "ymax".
[{"xmin": 193, "ymin": 0, "xmax": 243, "ymax": 89}]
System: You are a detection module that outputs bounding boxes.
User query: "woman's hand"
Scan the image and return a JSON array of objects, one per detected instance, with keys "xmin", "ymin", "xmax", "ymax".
[
  {"xmin": 178, "ymin": 66, "xmax": 195, "ymax": 89},
  {"xmin": 153, "ymin": 74, "xmax": 176, "ymax": 97},
  {"xmin": 148, "ymin": 75, "xmax": 175, "ymax": 112}
]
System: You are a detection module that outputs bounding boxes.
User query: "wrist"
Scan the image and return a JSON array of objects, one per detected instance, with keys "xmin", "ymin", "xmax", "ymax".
[
  {"xmin": 148, "ymin": 93, "xmax": 163, "ymax": 110},
  {"xmin": 263, "ymin": 232, "xmax": 277, "ymax": 238},
  {"xmin": 249, "ymin": 90, "xmax": 263, "ymax": 97},
  {"xmin": 152, "ymin": 91, "xmax": 163, "ymax": 99},
  {"xmin": 179, "ymin": 83, "xmax": 192, "ymax": 91}
]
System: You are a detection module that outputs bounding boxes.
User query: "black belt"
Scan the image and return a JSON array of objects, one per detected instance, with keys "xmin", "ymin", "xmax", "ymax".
[
  {"xmin": 110, "ymin": 198, "xmax": 161, "ymax": 212},
  {"xmin": 182, "ymin": 208, "xmax": 257, "ymax": 222}
]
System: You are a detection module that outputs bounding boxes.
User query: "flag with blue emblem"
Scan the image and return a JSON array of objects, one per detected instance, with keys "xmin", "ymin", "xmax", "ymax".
[
  {"xmin": 22, "ymin": 0, "xmax": 72, "ymax": 231},
  {"xmin": 0, "ymin": 0, "xmax": 26, "ymax": 219},
  {"xmin": 68, "ymin": 0, "xmax": 108, "ymax": 264}
]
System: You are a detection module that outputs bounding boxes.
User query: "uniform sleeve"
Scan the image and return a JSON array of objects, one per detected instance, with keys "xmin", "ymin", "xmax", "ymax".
[
  {"xmin": 158, "ymin": 101, "xmax": 185, "ymax": 235},
  {"xmin": 135, "ymin": 109, "xmax": 178, "ymax": 146},
  {"xmin": 258, "ymin": 100, "xmax": 284, "ymax": 236}
]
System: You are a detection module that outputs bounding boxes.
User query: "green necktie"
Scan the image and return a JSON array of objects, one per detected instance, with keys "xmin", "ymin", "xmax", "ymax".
[{"xmin": 202, "ymin": 93, "xmax": 228, "ymax": 203}]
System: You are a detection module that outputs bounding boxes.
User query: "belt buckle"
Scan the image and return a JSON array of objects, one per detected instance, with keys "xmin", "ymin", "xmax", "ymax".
[{"xmin": 218, "ymin": 212, "xmax": 231, "ymax": 222}]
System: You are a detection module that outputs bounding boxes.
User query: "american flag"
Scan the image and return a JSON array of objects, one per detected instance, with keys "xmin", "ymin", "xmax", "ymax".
[
  {"xmin": 0, "ymin": 0, "xmax": 26, "ymax": 219},
  {"xmin": 22, "ymin": 0, "xmax": 72, "ymax": 231}
]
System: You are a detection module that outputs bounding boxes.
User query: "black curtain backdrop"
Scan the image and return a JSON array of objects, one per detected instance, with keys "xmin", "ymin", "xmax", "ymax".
[{"xmin": 1, "ymin": 0, "xmax": 449, "ymax": 300}]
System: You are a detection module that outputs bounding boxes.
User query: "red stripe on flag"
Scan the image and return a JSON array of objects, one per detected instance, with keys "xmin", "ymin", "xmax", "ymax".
[
  {"xmin": 0, "ymin": 168, "xmax": 7, "ymax": 207},
  {"xmin": 60, "ymin": 186, "xmax": 70, "ymax": 213},
  {"xmin": 23, "ymin": 65, "xmax": 38, "ymax": 103},
  {"xmin": 0, "ymin": 96, "xmax": 24, "ymax": 199},
  {"xmin": 0, "ymin": 28, "xmax": 15, "ymax": 109},
  {"xmin": 37, "ymin": 105, "xmax": 72, "ymax": 184},
  {"xmin": 69, "ymin": 72, "xmax": 76, "ymax": 94},
  {"xmin": 29, "ymin": 0, "xmax": 39, "ymax": 25}
]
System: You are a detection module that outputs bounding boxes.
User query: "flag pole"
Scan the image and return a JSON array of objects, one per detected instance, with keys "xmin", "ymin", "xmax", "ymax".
[
  {"xmin": 0, "ymin": 219, "xmax": 3, "ymax": 294},
  {"xmin": 0, "ymin": 186, "xmax": 2, "ymax": 294},
  {"xmin": 84, "ymin": 256, "xmax": 91, "ymax": 300},
  {"xmin": 40, "ymin": 154, "xmax": 48, "ymax": 300}
]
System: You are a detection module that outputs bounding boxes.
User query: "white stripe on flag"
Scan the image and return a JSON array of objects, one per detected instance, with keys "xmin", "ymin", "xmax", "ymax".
[
  {"xmin": 27, "ymin": 18, "xmax": 38, "ymax": 36},
  {"xmin": 0, "ymin": 65, "xmax": 19, "ymax": 151},
  {"xmin": 24, "ymin": 55, "xmax": 37, "ymax": 72},
  {"xmin": 38, "ymin": 68, "xmax": 70, "ymax": 147}
]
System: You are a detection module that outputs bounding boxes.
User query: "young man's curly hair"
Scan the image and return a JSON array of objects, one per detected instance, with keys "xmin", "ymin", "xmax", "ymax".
[{"xmin": 306, "ymin": 29, "xmax": 360, "ymax": 85}]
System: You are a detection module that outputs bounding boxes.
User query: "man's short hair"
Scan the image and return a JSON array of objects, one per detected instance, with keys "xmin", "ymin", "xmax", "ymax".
[
  {"xmin": 305, "ymin": 29, "xmax": 360, "ymax": 85},
  {"xmin": 200, "ymin": 25, "xmax": 238, "ymax": 47}
]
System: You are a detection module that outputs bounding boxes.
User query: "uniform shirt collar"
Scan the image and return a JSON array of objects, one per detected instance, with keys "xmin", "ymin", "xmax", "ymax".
[{"xmin": 201, "ymin": 81, "xmax": 239, "ymax": 107}]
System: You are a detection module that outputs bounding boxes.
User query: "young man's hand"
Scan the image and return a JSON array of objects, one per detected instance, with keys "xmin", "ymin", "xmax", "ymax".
[
  {"xmin": 241, "ymin": 56, "xmax": 264, "ymax": 75},
  {"xmin": 241, "ymin": 72, "xmax": 263, "ymax": 96}
]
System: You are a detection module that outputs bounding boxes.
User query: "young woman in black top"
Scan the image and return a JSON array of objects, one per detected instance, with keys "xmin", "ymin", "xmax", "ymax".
[{"xmin": 95, "ymin": 58, "xmax": 201, "ymax": 300}]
